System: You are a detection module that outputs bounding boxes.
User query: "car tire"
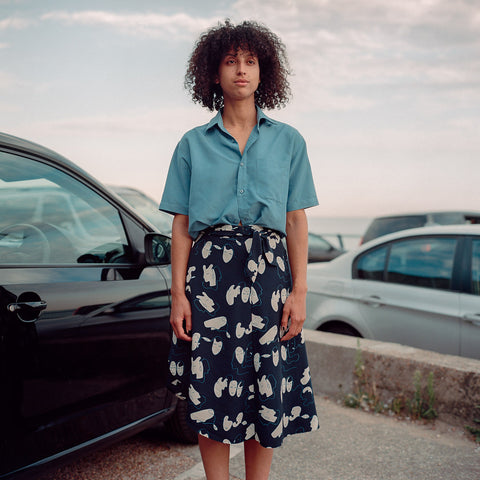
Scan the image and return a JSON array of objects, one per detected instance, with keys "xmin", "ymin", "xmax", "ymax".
[
  {"xmin": 165, "ymin": 399, "xmax": 198, "ymax": 444},
  {"xmin": 320, "ymin": 323, "xmax": 361, "ymax": 337}
]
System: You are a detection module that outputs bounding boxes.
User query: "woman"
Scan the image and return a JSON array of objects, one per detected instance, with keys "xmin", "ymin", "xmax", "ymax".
[{"xmin": 160, "ymin": 20, "xmax": 319, "ymax": 480}]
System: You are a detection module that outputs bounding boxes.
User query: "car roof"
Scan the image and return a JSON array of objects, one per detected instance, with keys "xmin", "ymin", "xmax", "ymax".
[
  {"xmin": 363, "ymin": 224, "xmax": 480, "ymax": 247},
  {"xmin": 109, "ymin": 185, "xmax": 140, "ymax": 193},
  {"xmin": 371, "ymin": 210, "xmax": 480, "ymax": 219},
  {"xmin": 1, "ymin": 131, "xmax": 79, "ymax": 169},
  {"xmin": 0, "ymin": 131, "xmax": 104, "ymax": 186},
  {"xmin": 0, "ymin": 131, "xmax": 156, "ymax": 231}
]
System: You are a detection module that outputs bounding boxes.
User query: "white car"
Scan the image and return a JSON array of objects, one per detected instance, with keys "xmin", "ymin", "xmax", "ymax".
[{"xmin": 305, "ymin": 224, "xmax": 480, "ymax": 359}]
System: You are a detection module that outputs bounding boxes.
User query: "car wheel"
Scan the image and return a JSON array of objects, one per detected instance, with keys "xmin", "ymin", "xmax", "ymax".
[
  {"xmin": 165, "ymin": 399, "xmax": 198, "ymax": 444},
  {"xmin": 320, "ymin": 322, "xmax": 361, "ymax": 337}
]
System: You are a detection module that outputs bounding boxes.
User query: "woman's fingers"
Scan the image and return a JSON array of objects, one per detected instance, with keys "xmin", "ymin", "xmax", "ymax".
[
  {"xmin": 183, "ymin": 309, "xmax": 192, "ymax": 337},
  {"xmin": 172, "ymin": 316, "xmax": 192, "ymax": 341},
  {"xmin": 280, "ymin": 317, "xmax": 303, "ymax": 341},
  {"xmin": 171, "ymin": 295, "xmax": 193, "ymax": 341},
  {"xmin": 280, "ymin": 293, "xmax": 305, "ymax": 342}
]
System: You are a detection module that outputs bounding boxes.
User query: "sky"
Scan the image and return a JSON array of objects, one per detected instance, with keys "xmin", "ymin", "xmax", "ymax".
[{"xmin": 1, "ymin": 0, "xmax": 479, "ymax": 219}]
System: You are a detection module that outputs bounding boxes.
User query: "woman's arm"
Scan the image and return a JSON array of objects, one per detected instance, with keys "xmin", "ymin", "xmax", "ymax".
[
  {"xmin": 281, "ymin": 209, "xmax": 309, "ymax": 342},
  {"xmin": 170, "ymin": 214, "xmax": 193, "ymax": 342}
]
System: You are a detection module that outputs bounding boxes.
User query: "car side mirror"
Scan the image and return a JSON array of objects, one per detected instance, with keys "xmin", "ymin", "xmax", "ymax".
[{"xmin": 144, "ymin": 233, "xmax": 171, "ymax": 265}]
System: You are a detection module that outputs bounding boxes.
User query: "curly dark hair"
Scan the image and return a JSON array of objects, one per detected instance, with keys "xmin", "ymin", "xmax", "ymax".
[{"xmin": 185, "ymin": 20, "xmax": 291, "ymax": 111}]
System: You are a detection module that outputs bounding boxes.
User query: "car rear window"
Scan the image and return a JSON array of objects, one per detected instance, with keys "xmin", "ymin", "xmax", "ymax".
[{"xmin": 355, "ymin": 246, "xmax": 387, "ymax": 281}]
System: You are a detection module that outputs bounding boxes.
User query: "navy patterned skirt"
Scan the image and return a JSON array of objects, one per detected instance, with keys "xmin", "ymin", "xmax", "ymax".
[{"xmin": 167, "ymin": 225, "xmax": 318, "ymax": 448}]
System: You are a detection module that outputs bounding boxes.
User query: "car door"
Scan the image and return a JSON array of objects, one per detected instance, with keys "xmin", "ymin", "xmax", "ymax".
[
  {"xmin": 0, "ymin": 149, "xmax": 172, "ymax": 476},
  {"xmin": 352, "ymin": 236, "xmax": 461, "ymax": 355},
  {"xmin": 459, "ymin": 237, "xmax": 480, "ymax": 359}
]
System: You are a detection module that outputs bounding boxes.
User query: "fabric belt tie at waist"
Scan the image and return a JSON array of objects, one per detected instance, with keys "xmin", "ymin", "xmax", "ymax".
[{"xmin": 197, "ymin": 224, "xmax": 288, "ymax": 283}]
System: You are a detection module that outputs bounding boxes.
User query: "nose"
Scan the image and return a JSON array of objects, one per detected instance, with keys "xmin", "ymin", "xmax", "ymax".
[{"xmin": 236, "ymin": 60, "xmax": 246, "ymax": 74}]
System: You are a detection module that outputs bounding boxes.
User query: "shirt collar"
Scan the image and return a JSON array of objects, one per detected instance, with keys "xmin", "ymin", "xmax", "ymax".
[{"xmin": 205, "ymin": 106, "xmax": 278, "ymax": 133}]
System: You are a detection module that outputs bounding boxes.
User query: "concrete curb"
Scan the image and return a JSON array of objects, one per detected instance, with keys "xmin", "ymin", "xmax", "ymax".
[{"xmin": 305, "ymin": 329, "xmax": 480, "ymax": 427}]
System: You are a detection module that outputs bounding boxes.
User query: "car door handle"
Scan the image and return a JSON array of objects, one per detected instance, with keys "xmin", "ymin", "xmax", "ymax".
[
  {"xmin": 462, "ymin": 313, "xmax": 480, "ymax": 327},
  {"xmin": 359, "ymin": 295, "xmax": 383, "ymax": 308},
  {"xmin": 7, "ymin": 301, "xmax": 47, "ymax": 322}
]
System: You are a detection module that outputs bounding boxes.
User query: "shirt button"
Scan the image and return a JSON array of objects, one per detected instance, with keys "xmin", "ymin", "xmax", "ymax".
[
  {"xmin": 239, "ymin": 189, "xmax": 244, "ymax": 194},
  {"xmin": 240, "ymin": 162, "xmax": 244, "ymax": 167}
]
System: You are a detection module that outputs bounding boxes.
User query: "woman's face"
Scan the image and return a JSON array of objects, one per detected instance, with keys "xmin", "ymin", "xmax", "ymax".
[{"xmin": 216, "ymin": 48, "xmax": 260, "ymax": 104}]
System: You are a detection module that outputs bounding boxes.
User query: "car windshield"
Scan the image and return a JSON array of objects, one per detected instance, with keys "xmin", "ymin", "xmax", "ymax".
[{"xmin": 112, "ymin": 187, "xmax": 172, "ymax": 234}]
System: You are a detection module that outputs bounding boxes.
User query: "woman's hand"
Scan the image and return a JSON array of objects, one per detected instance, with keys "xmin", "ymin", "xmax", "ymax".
[
  {"xmin": 280, "ymin": 288, "xmax": 307, "ymax": 341},
  {"xmin": 170, "ymin": 291, "xmax": 193, "ymax": 342}
]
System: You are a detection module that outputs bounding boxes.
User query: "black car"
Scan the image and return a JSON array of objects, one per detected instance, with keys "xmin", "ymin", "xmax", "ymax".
[
  {"xmin": 308, "ymin": 232, "xmax": 344, "ymax": 263},
  {"xmin": 0, "ymin": 132, "xmax": 195, "ymax": 479}
]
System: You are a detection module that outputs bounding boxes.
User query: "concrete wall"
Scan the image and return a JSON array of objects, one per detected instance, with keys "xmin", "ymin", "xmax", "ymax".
[{"xmin": 305, "ymin": 329, "xmax": 480, "ymax": 427}]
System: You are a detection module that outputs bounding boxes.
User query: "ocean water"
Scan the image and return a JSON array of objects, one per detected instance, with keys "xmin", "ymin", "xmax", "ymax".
[{"xmin": 307, "ymin": 216, "xmax": 372, "ymax": 251}]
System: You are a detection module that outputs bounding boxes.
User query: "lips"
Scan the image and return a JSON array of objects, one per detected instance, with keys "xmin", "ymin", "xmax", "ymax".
[{"xmin": 235, "ymin": 80, "xmax": 249, "ymax": 85}]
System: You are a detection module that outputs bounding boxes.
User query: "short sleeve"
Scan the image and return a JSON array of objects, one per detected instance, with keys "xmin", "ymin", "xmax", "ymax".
[
  {"xmin": 159, "ymin": 138, "xmax": 191, "ymax": 216},
  {"xmin": 286, "ymin": 131, "xmax": 318, "ymax": 212}
]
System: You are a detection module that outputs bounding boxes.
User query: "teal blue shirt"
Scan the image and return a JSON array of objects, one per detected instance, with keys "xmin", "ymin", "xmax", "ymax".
[{"xmin": 159, "ymin": 107, "xmax": 318, "ymax": 239}]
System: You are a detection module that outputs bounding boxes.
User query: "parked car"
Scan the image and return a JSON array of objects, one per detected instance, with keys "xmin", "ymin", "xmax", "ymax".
[
  {"xmin": 0, "ymin": 132, "xmax": 195, "ymax": 480},
  {"xmin": 305, "ymin": 225, "xmax": 480, "ymax": 359},
  {"xmin": 360, "ymin": 211, "xmax": 480, "ymax": 245},
  {"xmin": 308, "ymin": 232, "xmax": 344, "ymax": 263},
  {"xmin": 109, "ymin": 185, "xmax": 173, "ymax": 235}
]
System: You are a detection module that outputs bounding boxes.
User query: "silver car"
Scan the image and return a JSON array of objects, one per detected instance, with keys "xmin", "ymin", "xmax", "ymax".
[{"xmin": 305, "ymin": 225, "xmax": 480, "ymax": 359}]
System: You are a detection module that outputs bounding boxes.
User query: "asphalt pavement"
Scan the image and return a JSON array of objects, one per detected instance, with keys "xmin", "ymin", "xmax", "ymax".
[
  {"xmin": 47, "ymin": 396, "xmax": 480, "ymax": 480},
  {"xmin": 258, "ymin": 396, "xmax": 479, "ymax": 480}
]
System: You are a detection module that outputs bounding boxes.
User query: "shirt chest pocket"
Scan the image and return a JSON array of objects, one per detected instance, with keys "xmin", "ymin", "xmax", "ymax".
[{"xmin": 254, "ymin": 159, "xmax": 289, "ymax": 204}]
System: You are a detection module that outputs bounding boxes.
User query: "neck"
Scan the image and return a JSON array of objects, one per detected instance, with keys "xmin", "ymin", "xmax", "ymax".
[{"xmin": 222, "ymin": 100, "xmax": 257, "ymax": 128}]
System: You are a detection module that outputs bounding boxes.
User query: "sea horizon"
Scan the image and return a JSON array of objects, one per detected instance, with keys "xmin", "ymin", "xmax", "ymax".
[{"xmin": 307, "ymin": 216, "xmax": 372, "ymax": 250}]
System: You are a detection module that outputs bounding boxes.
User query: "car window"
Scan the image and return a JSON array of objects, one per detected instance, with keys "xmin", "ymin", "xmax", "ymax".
[
  {"xmin": 355, "ymin": 246, "xmax": 387, "ymax": 280},
  {"xmin": 386, "ymin": 237, "xmax": 457, "ymax": 290},
  {"xmin": 430, "ymin": 212, "xmax": 466, "ymax": 225},
  {"xmin": 471, "ymin": 239, "xmax": 480, "ymax": 295},
  {"xmin": 308, "ymin": 234, "xmax": 333, "ymax": 250},
  {"xmin": 0, "ymin": 151, "xmax": 130, "ymax": 265}
]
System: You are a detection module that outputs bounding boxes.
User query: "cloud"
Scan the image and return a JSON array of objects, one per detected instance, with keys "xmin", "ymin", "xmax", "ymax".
[
  {"xmin": 41, "ymin": 10, "xmax": 220, "ymax": 40},
  {"xmin": 0, "ymin": 16, "xmax": 33, "ymax": 30},
  {"xmin": 35, "ymin": 2, "xmax": 480, "ymax": 111},
  {"xmin": 37, "ymin": 106, "xmax": 212, "ymax": 136},
  {"xmin": 230, "ymin": 0, "xmax": 480, "ymax": 111},
  {"xmin": 0, "ymin": 71, "xmax": 16, "ymax": 89}
]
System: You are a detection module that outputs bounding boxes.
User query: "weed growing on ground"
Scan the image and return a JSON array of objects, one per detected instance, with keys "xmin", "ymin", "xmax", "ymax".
[
  {"xmin": 344, "ymin": 341, "xmax": 437, "ymax": 421},
  {"xmin": 344, "ymin": 339, "xmax": 384, "ymax": 413},
  {"xmin": 465, "ymin": 405, "xmax": 480, "ymax": 443},
  {"xmin": 408, "ymin": 371, "xmax": 437, "ymax": 420}
]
